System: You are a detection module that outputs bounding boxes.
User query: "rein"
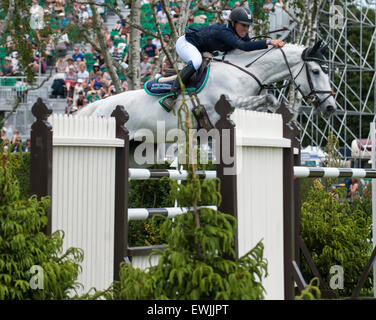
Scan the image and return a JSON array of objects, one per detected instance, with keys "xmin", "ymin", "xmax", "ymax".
[{"xmin": 212, "ymin": 46, "xmax": 335, "ymax": 108}]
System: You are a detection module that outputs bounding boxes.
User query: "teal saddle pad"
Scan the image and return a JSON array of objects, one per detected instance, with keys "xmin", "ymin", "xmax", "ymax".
[{"xmin": 144, "ymin": 65, "xmax": 210, "ymax": 96}]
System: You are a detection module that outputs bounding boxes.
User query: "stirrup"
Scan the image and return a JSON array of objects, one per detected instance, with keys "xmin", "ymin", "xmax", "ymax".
[{"xmin": 159, "ymin": 93, "xmax": 177, "ymax": 112}]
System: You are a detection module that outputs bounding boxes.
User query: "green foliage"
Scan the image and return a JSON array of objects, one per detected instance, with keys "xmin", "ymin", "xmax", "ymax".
[
  {"xmin": 112, "ymin": 208, "xmax": 267, "ymax": 300},
  {"xmin": 0, "ymin": 146, "xmax": 84, "ymax": 299},
  {"xmin": 300, "ymin": 179, "xmax": 373, "ymax": 296},
  {"xmin": 4, "ymin": 152, "xmax": 30, "ymax": 200},
  {"xmin": 295, "ymin": 278, "xmax": 321, "ymax": 300},
  {"xmin": 111, "ymin": 174, "xmax": 268, "ymax": 300}
]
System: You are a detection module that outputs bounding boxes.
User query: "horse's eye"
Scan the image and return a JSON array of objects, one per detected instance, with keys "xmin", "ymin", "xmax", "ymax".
[{"xmin": 312, "ymin": 69, "xmax": 320, "ymax": 75}]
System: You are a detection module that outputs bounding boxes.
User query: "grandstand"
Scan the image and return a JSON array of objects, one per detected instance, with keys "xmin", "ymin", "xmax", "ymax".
[{"xmin": 0, "ymin": 0, "xmax": 288, "ymax": 141}]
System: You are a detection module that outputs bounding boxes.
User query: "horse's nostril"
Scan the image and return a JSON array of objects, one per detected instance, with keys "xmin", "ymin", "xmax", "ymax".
[{"xmin": 327, "ymin": 105, "xmax": 335, "ymax": 112}]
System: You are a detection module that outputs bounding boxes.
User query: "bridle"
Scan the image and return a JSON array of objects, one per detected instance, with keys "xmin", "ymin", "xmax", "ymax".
[{"xmin": 212, "ymin": 46, "xmax": 335, "ymax": 110}]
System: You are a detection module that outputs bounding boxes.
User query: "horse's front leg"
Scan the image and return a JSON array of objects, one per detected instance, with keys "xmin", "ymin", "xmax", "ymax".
[{"xmin": 232, "ymin": 94, "xmax": 278, "ymax": 112}]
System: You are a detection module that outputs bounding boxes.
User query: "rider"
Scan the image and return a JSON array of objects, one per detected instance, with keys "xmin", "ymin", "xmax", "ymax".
[{"xmin": 162, "ymin": 6, "xmax": 286, "ymax": 110}]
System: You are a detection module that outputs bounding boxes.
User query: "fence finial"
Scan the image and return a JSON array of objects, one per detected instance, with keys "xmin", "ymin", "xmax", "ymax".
[
  {"xmin": 214, "ymin": 94, "xmax": 235, "ymax": 129},
  {"xmin": 31, "ymin": 98, "xmax": 52, "ymax": 121}
]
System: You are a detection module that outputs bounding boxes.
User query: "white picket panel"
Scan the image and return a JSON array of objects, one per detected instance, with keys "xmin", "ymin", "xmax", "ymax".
[
  {"xmin": 132, "ymin": 254, "xmax": 161, "ymax": 270},
  {"xmin": 231, "ymin": 109, "xmax": 289, "ymax": 300},
  {"xmin": 48, "ymin": 114, "xmax": 123, "ymax": 295}
]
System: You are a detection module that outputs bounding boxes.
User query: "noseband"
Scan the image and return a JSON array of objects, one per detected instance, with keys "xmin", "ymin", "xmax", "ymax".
[{"xmin": 213, "ymin": 47, "xmax": 335, "ymax": 110}]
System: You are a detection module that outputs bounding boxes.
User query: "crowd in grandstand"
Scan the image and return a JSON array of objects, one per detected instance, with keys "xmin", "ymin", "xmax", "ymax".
[{"xmin": 0, "ymin": 0, "xmax": 285, "ymax": 144}]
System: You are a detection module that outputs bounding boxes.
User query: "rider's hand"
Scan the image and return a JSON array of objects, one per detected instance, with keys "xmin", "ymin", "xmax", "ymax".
[{"xmin": 269, "ymin": 40, "xmax": 285, "ymax": 48}]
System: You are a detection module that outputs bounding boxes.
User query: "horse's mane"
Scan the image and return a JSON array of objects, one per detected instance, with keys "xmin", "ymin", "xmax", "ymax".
[{"xmin": 225, "ymin": 43, "xmax": 307, "ymax": 61}]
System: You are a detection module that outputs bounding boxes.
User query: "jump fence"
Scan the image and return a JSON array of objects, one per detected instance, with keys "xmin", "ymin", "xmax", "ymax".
[{"xmin": 29, "ymin": 95, "xmax": 376, "ymax": 299}]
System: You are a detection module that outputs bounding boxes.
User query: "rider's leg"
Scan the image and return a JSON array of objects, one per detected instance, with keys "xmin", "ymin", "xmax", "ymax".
[{"xmin": 162, "ymin": 36, "xmax": 202, "ymax": 111}]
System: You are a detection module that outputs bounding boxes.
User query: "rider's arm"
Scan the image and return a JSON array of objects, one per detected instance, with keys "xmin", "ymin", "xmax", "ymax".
[{"xmin": 220, "ymin": 29, "xmax": 268, "ymax": 51}]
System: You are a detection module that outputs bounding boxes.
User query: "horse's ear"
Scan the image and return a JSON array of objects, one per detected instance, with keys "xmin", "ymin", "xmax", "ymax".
[
  {"xmin": 311, "ymin": 40, "xmax": 322, "ymax": 53},
  {"xmin": 320, "ymin": 43, "xmax": 329, "ymax": 55}
]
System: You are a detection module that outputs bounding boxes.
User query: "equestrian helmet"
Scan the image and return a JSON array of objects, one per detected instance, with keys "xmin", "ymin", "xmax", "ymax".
[{"xmin": 229, "ymin": 7, "xmax": 254, "ymax": 25}]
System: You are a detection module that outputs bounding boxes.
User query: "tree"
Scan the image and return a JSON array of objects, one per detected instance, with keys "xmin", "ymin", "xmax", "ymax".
[{"xmin": 0, "ymin": 146, "xmax": 84, "ymax": 299}]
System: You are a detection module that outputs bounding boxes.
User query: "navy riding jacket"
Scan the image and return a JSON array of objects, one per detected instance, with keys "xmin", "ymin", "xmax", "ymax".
[{"xmin": 185, "ymin": 22, "xmax": 268, "ymax": 53}]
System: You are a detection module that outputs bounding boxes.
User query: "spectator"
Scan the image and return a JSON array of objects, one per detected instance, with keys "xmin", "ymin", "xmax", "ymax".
[
  {"xmin": 75, "ymin": 91, "xmax": 85, "ymax": 108},
  {"xmin": 117, "ymin": 39, "xmax": 128, "ymax": 54},
  {"xmin": 108, "ymin": 41, "xmax": 115, "ymax": 55},
  {"xmin": 120, "ymin": 22, "xmax": 130, "ymax": 41},
  {"xmin": 152, "ymin": 37, "xmax": 162, "ymax": 52},
  {"xmin": 103, "ymin": 71, "xmax": 112, "ymax": 83},
  {"xmin": 90, "ymin": 72, "xmax": 104, "ymax": 92},
  {"xmin": 104, "ymin": 27, "xmax": 111, "ymax": 45},
  {"xmin": 77, "ymin": 62, "xmax": 89, "ymax": 86},
  {"xmin": 10, "ymin": 129, "xmax": 20, "ymax": 145},
  {"xmin": 275, "ymin": 0, "xmax": 283, "ymax": 8},
  {"xmin": 194, "ymin": 14, "xmax": 207, "ymax": 24},
  {"xmin": 10, "ymin": 51, "xmax": 20, "ymax": 75},
  {"xmin": 115, "ymin": 19, "xmax": 125, "ymax": 31},
  {"xmin": 161, "ymin": 57, "xmax": 176, "ymax": 77},
  {"xmin": 348, "ymin": 178, "xmax": 360, "ymax": 198},
  {"xmin": 55, "ymin": 57, "xmax": 68, "ymax": 74},
  {"xmin": 55, "ymin": 30, "xmax": 70, "ymax": 58},
  {"xmin": 142, "ymin": 38, "xmax": 158, "ymax": 61},
  {"xmin": 1, "ymin": 128, "xmax": 9, "ymax": 144},
  {"xmin": 12, "ymin": 136, "xmax": 24, "ymax": 153},
  {"xmin": 82, "ymin": 98, "xmax": 89, "ymax": 107},
  {"xmin": 66, "ymin": 57, "xmax": 77, "ymax": 73},
  {"xmin": 79, "ymin": 5, "xmax": 90, "ymax": 24},
  {"xmin": 72, "ymin": 46, "xmax": 85, "ymax": 62},
  {"xmin": 89, "ymin": 45, "xmax": 100, "ymax": 62},
  {"xmin": 140, "ymin": 54, "xmax": 152, "ymax": 79},
  {"xmin": 90, "ymin": 64, "xmax": 101, "ymax": 81},
  {"xmin": 122, "ymin": 80, "xmax": 128, "ymax": 91},
  {"xmin": 50, "ymin": 72, "xmax": 66, "ymax": 98},
  {"xmin": 57, "ymin": 12, "xmax": 69, "ymax": 29},
  {"xmin": 24, "ymin": 138, "xmax": 31, "ymax": 152},
  {"xmin": 45, "ymin": 39, "xmax": 55, "ymax": 66},
  {"xmin": 29, "ymin": 51, "xmax": 46, "ymax": 75},
  {"xmin": 163, "ymin": 33, "xmax": 172, "ymax": 51},
  {"xmin": 73, "ymin": 78, "xmax": 85, "ymax": 102},
  {"xmin": 1, "ymin": 58, "xmax": 14, "ymax": 76},
  {"xmin": 263, "ymin": 0, "xmax": 275, "ymax": 12},
  {"xmin": 65, "ymin": 66, "xmax": 78, "ymax": 98},
  {"xmin": 97, "ymin": 54, "xmax": 105, "ymax": 68},
  {"xmin": 54, "ymin": 0, "xmax": 65, "ymax": 16},
  {"xmin": 30, "ymin": 0, "xmax": 44, "ymax": 39},
  {"xmin": 111, "ymin": 46, "xmax": 123, "ymax": 63},
  {"xmin": 157, "ymin": 8, "xmax": 168, "ymax": 24},
  {"xmin": 64, "ymin": 97, "xmax": 74, "ymax": 115},
  {"xmin": 121, "ymin": 55, "xmax": 129, "ymax": 69},
  {"xmin": 172, "ymin": 13, "xmax": 180, "ymax": 25}
]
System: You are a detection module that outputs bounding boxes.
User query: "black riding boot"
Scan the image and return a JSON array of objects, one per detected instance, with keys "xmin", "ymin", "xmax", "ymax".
[{"xmin": 161, "ymin": 61, "xmax": 196, "ymax": 111}]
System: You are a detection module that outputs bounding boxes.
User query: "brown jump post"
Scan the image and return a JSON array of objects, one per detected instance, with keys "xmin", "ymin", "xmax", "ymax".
[
  {"xmin": 214, "ymin": 95, "xmax": 238, "ymax": 258},
  {"xmin": 111, "ymin": 105, "xmax": 130, "ymax": 282},
  {"xmin": 30, "ymin": 98, "xmax": 53, "ymax": 235}
]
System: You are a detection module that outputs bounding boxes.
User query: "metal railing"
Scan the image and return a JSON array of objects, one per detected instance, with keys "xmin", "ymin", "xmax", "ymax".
[{"xmin": 0, "ymin": 76, "xmax": 28, "ymax": 109}]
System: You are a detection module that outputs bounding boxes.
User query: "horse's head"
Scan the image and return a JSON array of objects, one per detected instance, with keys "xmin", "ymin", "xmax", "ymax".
[{"xmin": 295, "ymin": 40, "xmax": 336, "ymax": 118}]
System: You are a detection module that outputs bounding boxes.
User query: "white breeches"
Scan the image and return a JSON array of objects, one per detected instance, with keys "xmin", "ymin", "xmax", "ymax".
[{"xmin": 176, "ymin": 35, "xmax": 202, "ymax": 71}]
